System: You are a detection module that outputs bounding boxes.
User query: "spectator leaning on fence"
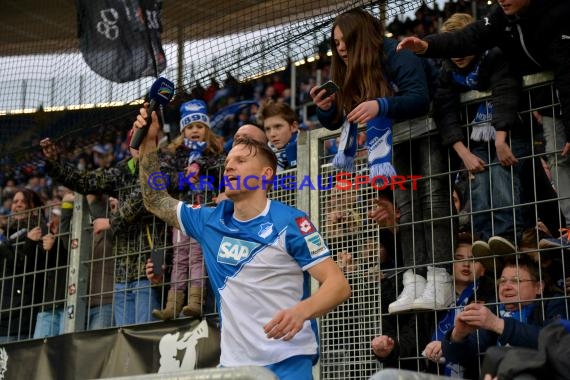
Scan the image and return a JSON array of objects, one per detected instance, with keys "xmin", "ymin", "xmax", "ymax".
[
  {"xmin": 152, "ymin": 99, "xmax": 225, "ymax": 321},
  {"xmin": 422, "ymin": 232, "xmax": 496, "ymax": 378},
  {"xmin": 259, "ymin": 101, "xmax": 299, "ymax": 172},
  {"xmin": 0, "ymin": 189, "xmax": 45, "ymax": 342},
  {"xmin": 59, "ymin": 191, "xmax": 116, "ymax": 330},
  {"xmin": 440, "ymin": 254, "xmax": 566, "ymax": 380},
  {"xmin": 397, "ymin": 0, "xmax": 570, "ymax": 157},
  {"xmin": 371, "ymin": 232, "xmax": 495, "ymax": 376},
  {"xmin": 40, "ymin": 133, "xmax": 168, "ymax": 327},
  {"xmin": 312, "ymin": 7, "xmax": 454, "ymax": 314},
  {"xmin": 135, "ymin": 104, "xmax": 351, "ymax": 380},
  {"xmin": 32, "ymin": 205, "xmax": 70, "ymax": 339},
  {"xmin": 432, "ymin": 12, "xmax": 530, "ymax": 259}
]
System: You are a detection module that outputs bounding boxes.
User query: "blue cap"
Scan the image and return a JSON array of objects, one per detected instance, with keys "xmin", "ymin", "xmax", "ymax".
[{"xmin": 180, "ymin": 99, "xmax": 210, "ymax": 131}]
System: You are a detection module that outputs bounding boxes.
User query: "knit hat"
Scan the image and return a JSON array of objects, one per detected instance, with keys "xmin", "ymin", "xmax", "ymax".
[{"xmin": 180, "ymin": 99, "xmax": 210, "ymax": 131}]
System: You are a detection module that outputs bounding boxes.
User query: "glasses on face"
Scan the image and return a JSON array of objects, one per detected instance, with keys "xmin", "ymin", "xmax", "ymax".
[{"xmin": 497, "ymin": 277, "xmax": 537, "ymax": 286}]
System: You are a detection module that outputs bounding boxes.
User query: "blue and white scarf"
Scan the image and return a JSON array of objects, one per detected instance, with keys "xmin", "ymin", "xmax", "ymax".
[
  {"xmin": 498, "ymin": 303, "xmax": 536, "ymax": 324},
  {"xmin": 184, "ymin": 139, "xmax": 207, "ymax": 165},
  {"xmin": 333, "ymin": 116, "xmax": 396, "ymax": 180},
  {"xmin": 450, "ymin": 50, "xmax": 495, "ymax": 142},
  {"xmin": 432, "ymin": 282, "xmax": 477, "ymax": 377},
  {"xmin": 270, "ymin": 132, "xmax": 298, "ymax": 173}
]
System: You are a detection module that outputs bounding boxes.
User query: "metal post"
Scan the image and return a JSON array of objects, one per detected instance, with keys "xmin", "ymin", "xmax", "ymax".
[
  {"xmin": 177, "ymin": 24, "xmax": 184, "ymax": 90},
  {"xmin": 78, "ymin": 75, "xmax": 83, "ymax": 105},
  {"xmin": 290, "ymin": 60, "xmax": 297, "ymax": 110},
  {"xmin": 50, "ymin": 77, "xmax": 55, "ymax": 107},
  {"xmin": 21, "ymin": 79, "xmax": 27, "ymax": 109},
  {"xmin": 64, "ymin": 194, "xmax": 91, "ymax": 333}
]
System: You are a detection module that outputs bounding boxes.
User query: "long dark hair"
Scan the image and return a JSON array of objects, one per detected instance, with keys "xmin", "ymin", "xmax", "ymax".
[
  {"xmin": 330, "ymin": 8, "xmax": 393, "ymax": 115},
  {"xmin": 10, "ymin": 188, "xmax": 45, "ymax": 230}
]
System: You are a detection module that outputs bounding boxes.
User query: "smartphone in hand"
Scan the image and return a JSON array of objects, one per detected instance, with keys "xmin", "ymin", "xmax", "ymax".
[
  {"xmin": 150, "ymin": 248, "xmax": 165, "ymax": 277},
  {"xmin": 316, "ymin": 81, "xmax": 340, "ymax": 99}
]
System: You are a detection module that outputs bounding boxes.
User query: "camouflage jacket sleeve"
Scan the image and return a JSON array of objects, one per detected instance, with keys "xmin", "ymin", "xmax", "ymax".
[
  {"xmin": 45, "ymin": 159, "xmax": 126, "ymax": 196},
  {"xmin": 107, "ymin": 161, "xmax": 147, "ymax": 236},
  {"xmin": 109, "ymin": 187, "xmax": 145, "ymax": 236}
]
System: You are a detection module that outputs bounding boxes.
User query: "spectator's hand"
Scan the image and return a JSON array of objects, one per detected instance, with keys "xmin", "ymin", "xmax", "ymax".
[
  {"xmin": 42, "ymin": 233, "xmax": 55, "ymax": 251},
  {"xmin": 562, "ymin": 142, "xmax": 570, "ymax": 157},
  {"xmin": 309, "ymin": 86, "xmax": 336, "ymax": 112},
  {"xmin": 184, "ymin": 163, "xmax": 200, "ymax": 184},
  {"xmin": 565, "ymin": 277, "xmax": 570, "ymax": 294},
  {"xmin": 27, "ymin": 227, "xmax": 42, "ymax": 241},
  {"xmin": 62, "ymin": 192, "xmax": 75, "ymax": 203},
  {"xmin": 40, "ymin": 138, "xmax": 59, "ymax": 160},
  {"xmin": 396, "ymin": 36, "xmax": 428, "ymax": 54},
  {"xmin": 451, "ymin": 309, "xmax": 477, "ymax": 342},
  {"xmin": 369, "ymin": 197, "xmax": 399, "ymax": 230},
  {"xmin": 264, "ymin": 305, "xmax": 306, "ymax": 341},
  {"xmin": 483, "ymin": 375, "xmax": 498, "ymax": 380},
  {"xmin": 459, "ymin": 303, "xmax": 504, "ymax": 334},
  {"xmin": 338, "ymin": 251, "xmax": 357, "ymax": 273},
  {"xmin": 371, "ymin": 335, "xmax": 395, "ymax": 358},
  {"xmin": 495, "ymin": 141, "xmax": 518, "ymax": 166},
  {"xmin": 347, "ymin": 100, "xmax": 380, "ymax": 124},
  {"xmin": 108, "ymin": 197, "xmax": 119, "ymax": 214},
  {"xmin": 145, "ymin": 258, "xmax": 163, "ymax": 284},
  {"xmin": 423, "ymin": 340, "xmax": 443, "ymax": 363},
  {"xmin": 536, "ymin": 221, "xmax": 552, "ymax": 237},
  {"xmin": 458, "ymin": 150, "xmax": 486, "ymax": 173},
  {"xmin": 532, "ymin": 111, "xmax": 543, "ymax": 125},
  {"xmin": 92, "ymin": 218, "xmax": 111, "ymax": 234}
]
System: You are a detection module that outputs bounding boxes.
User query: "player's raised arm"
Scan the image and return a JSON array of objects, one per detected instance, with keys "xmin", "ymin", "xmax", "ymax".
[{"xmin": 134, "ymin": 105, "xmax": 181, "ymax": 230}]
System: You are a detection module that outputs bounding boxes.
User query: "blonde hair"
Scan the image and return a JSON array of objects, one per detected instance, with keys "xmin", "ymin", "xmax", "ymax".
[{"xmin": 440, "ymin": 13, "xmax": 474, "ymax": 33}]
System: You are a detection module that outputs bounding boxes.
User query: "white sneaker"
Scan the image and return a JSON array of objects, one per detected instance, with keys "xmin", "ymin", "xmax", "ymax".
[
  {"xmin": 412, "ymin": 266, "xmax": 453, "ymax": 311},
  {"xmin": 388, "ymin": 270, "xmax": 426, "ymax": 314}
]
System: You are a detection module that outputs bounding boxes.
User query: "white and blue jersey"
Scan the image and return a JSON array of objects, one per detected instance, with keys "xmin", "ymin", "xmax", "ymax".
[{"xmin": 176, "ymin": 199, "xmax": 330, "ymax": 367}]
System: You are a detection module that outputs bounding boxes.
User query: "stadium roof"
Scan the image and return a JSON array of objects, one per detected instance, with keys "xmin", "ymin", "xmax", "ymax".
[{"xmin": 1, "ymin": 0, "xmax": 358, "ymax": 57}]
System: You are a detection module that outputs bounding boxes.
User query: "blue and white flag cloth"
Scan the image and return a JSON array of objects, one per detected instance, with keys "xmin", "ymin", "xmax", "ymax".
[{"xmin": 332, "ymin": 116, "xmax": 396, "ymax": 180}]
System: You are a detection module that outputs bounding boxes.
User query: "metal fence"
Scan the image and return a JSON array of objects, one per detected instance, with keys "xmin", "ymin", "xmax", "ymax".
[{"xmin": 1, "ymin": 72, "xmax": 569, "ymax": 379}]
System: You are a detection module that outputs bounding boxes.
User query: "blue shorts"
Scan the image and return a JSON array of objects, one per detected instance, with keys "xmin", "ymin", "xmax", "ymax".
[{"xmin": 265, "ymin": 355, "xmax": 313, "ymax": 380}]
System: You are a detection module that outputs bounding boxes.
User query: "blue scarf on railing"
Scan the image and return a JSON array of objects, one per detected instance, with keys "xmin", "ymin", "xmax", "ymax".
[{"xmin": 333, "ymin": 116, "xmax": 396, "ymax": 180}]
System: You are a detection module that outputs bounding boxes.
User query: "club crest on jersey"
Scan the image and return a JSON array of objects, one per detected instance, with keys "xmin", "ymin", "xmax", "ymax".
[
  {"xmin": 258, "ymin": 222, "xmax": 273, "ymax": 239},
  {"xmin": 217, "ymin": 237, "xmax": 260, "ymax": 265},
  {"xmin": 304, "ymin": 232, "xmax": 328, "ymax": 257},
  {"xmin": 295, "ymin": 216, "xmax": 315, "ymax": 235}
]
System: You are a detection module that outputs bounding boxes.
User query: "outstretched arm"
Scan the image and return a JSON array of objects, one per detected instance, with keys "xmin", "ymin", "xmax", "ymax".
[{"xmin": 135, "ymin": 107, "xmax": 181, "ymax": 230}]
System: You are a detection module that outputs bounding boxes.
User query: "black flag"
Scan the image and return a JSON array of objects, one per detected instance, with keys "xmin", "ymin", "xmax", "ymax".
[{"xmin": 76, "ymin": 0, "xmax": 167, "ymax": 83}]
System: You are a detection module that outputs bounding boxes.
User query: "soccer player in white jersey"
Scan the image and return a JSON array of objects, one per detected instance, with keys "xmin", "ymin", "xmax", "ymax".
[{"xmin": 134, "ymin": 105, "xmax": 351, "ymax": 380}]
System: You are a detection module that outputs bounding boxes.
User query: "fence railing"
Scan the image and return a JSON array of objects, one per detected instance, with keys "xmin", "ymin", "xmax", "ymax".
[{"xmin": 1, "ymin": 72, "xmax": 568, "ymax": 380}]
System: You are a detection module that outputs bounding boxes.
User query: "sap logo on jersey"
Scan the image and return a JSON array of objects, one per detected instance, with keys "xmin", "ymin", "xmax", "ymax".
[
  {"xmin": 304, "ymin": 232, "xmax": 328, "ymax": 257},
  {"xmin": 217, "ymin": 237, "xmax": 260, "ymax": 265}
]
